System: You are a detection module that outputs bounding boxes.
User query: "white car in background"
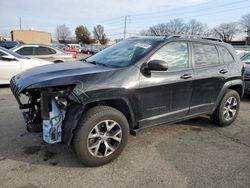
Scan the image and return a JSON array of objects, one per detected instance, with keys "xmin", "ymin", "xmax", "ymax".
[{"xmin": 0, "ymin": 47, "xmax": 52, "ymax": 84}]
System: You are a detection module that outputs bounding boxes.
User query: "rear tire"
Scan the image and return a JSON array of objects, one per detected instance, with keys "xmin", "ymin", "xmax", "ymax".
[
  {"xmin": 73, "ymin": 106, "xmax": 129, "ymax": 167},
  {"xmin": 210, "ymin": 89, "xmax": 240, "ymax": 127}
]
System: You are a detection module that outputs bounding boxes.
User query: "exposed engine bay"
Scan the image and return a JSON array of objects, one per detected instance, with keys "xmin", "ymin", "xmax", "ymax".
[{"xmin": 11, "ymin": 82, "xmax": 81, "ymax": 144}]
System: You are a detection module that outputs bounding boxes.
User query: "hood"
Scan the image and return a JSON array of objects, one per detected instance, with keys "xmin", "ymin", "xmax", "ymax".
[{"xmin": 13, "ymin": 61, "xmax": 116, "ymax": 92}]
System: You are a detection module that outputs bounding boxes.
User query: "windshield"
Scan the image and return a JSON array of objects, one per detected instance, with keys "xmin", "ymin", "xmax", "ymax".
[
  {"xmin": 86, "ymin": 39, "xmax": 161, "ymax": 67},
  {"xmin": 0, "ymin": 46, "xmax": 28, "ymax": 59}
]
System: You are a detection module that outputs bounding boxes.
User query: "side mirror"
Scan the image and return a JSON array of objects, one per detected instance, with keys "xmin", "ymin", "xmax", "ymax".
[
  {"xmin": 144, "ymin": 59, "xmax": 168, "ymax": 72},
  {"xmin": 2, "ymin": 55, "xmax": 17, "ymax": 61}
]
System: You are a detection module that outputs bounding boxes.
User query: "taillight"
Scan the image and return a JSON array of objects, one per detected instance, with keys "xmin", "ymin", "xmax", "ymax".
[
  {"xmin": 72, "ymin": 54, "xmax": 77, "ymax": 59},
  {"xmin": 242, "ymin": 63, "xmax": 247, "ymax": 76}
]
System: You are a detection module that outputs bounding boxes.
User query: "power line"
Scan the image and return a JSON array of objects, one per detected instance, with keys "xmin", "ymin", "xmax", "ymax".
[
  {"xmin": 103, "ymin": 0, "xmax": 249, "ymax": 35},
  {"xmin": 129, "ymin": 4, "xmax": 250, "ymax": 25},
  {"xmin": 123, "ymin": 5, "xmax": 250, "ymax": 37},
  {"xmin": 130, "ymin": 0, "xmax": 249, "ymax": 19},
  {"xmin": 130, "ymin": 1, "xmax": 250, "ymax": 22}
]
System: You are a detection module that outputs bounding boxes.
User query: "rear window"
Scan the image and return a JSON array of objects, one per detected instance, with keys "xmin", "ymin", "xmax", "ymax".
[
  {"xmin": 218, "ymin": 46, "xmax": 235, "ymax": 64},
  {"xmin": 17, "ymin": 47, "xmax": 34, "ymax": 55},
  {"xmin": 193, "ymin": 43, "xmax": 219, "ymax": 67}
]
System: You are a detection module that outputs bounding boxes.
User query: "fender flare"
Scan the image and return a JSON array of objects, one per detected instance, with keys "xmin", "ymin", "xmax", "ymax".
[
  {"xmin": 62, "ymin": 97, "xmax": 136, "ymax": 145},
  {"xmin": 212, "ymin": 79, "xmax": 244, "ymax": 113},
  {"xmin": 86, "ymin": 96, "xmax": 137, "ymax": 129},
  {"xmin": 62, "ymin": 104, "xmax": 85, "ymax": 145}
]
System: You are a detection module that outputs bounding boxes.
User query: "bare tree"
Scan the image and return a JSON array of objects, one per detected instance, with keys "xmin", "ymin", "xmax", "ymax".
[
  {"xmin": 93, "ymin": 25, "xmax": 108, "ymax": 45},
  {"xmin": 241, "ymin": 13, "xmax": 250, "ymax": 36},
  {"xmin": 187, "ymin": 19, "xmax": 208, "ymax": 35},
  {"xmin": 55, "ymin": 24, "xmax": 71, "ymax": 42},
  {"xmin": 141, "ymin": 23, "xmax": 169, "ymax": 36},
  {"xmin": 141, "ymin": 18, "xmax": 189, "ymax": 36},
  {"xmin": 213, "ymin": 22, "xmax": 240, "ymax": 42},
  {"xmin": 165, "ymin": 18, "xmax": 188, "ymax": 35}
]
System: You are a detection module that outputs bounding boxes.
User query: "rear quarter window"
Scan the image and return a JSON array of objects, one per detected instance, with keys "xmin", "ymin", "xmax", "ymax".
[
  {"xmin": 192, "ymin": 43, "xmax": 219, "ymax": 68},
  {"xmin": 218, "ymin": 46, "xmax": 235, "ymax": 64},
  {"xmin": 35, "ymin": 46, "xmax": 56, "ymax": 55}
]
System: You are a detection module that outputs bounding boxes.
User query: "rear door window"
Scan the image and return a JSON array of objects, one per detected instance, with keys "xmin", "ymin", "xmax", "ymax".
[
  {"xmin": 218, "ymin": 46, "xmax": 235, "ymax": 64},
  {"xmin": 17, "ymin": 47, "xmax": 34, "ymax": 55},
  {"xmin": 192, "ymin": 43, "xmax": 220, "ymax": 68},
  {"xmin": 35, "ymin": 46, "xmax": 56, "ymax": 55}
]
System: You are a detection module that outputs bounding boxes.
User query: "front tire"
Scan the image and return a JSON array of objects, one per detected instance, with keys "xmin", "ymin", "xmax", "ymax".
[
  {"xmin": 210, "ymin": 89, "xmax": 240, "ymax": 127},
  {"xmin": 73, "ymin": 106, "xmax": 129, "ymax": 167}
]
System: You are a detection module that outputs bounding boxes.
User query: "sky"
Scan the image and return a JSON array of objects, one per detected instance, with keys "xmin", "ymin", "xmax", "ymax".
[{"xmin": 0, "ymin": 0, "xmax": 250, "ymax": 39}]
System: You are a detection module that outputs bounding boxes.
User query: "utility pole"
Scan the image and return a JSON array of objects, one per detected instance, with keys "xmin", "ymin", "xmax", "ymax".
[
  {"xmin": 19, "ymin": 16, "xmax": 22, "ymax": 30},
  {"xmin": 123, "ymin": 16, "xmax": 127, "ymax": 40}
]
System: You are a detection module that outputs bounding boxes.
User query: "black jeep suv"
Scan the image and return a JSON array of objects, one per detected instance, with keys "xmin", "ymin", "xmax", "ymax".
[{"xmin": 10, "ymin": 36, "xmax": 244, "ymax": 166}]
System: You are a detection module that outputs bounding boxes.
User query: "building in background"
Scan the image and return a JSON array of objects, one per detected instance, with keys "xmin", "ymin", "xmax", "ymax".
[{"xmin": 11, "ymin": 30, "xmax": 51, "ymax": 45}]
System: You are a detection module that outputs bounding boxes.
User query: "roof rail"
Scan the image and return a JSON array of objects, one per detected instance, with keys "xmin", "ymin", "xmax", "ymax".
[{"xmin": 165, "ymin": 35, "xmax": 223, "ymax": 42}]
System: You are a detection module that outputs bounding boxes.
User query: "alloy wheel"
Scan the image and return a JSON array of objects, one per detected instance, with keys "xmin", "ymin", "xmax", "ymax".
[
  {"xmin": 87, "ymin": 120, "xmax": 122, "ymax": 158},
  {"xmin": 223, "ymin": 97, "xmax": 238, "ymax": 121}
]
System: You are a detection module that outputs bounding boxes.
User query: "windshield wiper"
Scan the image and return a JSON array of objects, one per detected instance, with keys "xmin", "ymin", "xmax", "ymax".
[
  {"xmin": 81, "ymin": 59, "xmax": 97, "ymax": 65},
  {"xmin": 81, "ymin": 59, "xmax": 115, "ymax": 67},
  {"xmin": 95, "ymin": 62, "xmax": 116, "ymax": 68}
]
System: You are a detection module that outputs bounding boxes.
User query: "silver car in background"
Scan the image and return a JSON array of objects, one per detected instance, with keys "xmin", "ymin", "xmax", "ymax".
[{"xmin": 11, "ymin": 44, "xmax": 76, "ymax": 63}]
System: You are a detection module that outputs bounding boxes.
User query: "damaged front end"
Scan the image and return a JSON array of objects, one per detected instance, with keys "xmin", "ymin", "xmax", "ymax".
[
  {"xmin": 10, "ymin": 78, "xmax": 82, "ymax": 144},
  {"xmin": 43, "ymin": 99, "xmax": 65, "ymax": 144}
]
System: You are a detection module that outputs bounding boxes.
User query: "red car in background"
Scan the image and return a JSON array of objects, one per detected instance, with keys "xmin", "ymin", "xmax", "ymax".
[{"xmin": 63, "ymin": 44, "xmax": 81, "ymax": 53}]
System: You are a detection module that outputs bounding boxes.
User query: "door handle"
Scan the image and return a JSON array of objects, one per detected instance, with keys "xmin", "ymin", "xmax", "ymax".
[
  {"xmin": 180, "ymin": 74, "xmax": 192, "ymax": 79},
  {"xmin": 219, "ymin": 69, "xmax": 228, "ymax": 74}
]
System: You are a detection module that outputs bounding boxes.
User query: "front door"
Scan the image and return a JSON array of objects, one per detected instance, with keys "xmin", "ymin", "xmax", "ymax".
[
  {"xmin": 138, "ymin": 41, "xmax": 194, "ymax": 127},
  {"xmin": 0, "ymin": 51, "xmax": 21, "ymax": 84}
]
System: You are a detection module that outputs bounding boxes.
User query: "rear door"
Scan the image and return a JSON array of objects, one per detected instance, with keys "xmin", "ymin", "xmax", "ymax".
[
  {"xmin": 0, "ymin": 51, "xmax": 21, "ymax": 84},
  {"xmin": 15, "ymin": 46, "xmax": 35, "ymax": 57},
  {"xmin": 34, "ymin": 46, "xmax": 56, "ymax": 61},
  {"xmin": 217, "ymin": 45, "xmax": 241, "ymax": 77},
  {"xmin": 189, "ymin": 42, "xmax": 229, "ymax": 115}
]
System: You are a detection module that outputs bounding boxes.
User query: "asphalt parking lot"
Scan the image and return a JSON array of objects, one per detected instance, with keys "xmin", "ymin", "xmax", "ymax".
[{"xmin": 0, "ymin": 87, "xmax": 249, "ymax": 188}]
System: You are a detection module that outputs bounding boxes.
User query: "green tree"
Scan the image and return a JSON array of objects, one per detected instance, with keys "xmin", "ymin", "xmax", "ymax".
[{"xmin": 75, "ymin": 25, "xmax": 92, "ymax": 44}]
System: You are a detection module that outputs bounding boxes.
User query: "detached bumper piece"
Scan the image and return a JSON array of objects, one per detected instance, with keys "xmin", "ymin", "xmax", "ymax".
[{"xmin": 43, "ymin": 99, "xmax": 65, "ymax": 144}]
